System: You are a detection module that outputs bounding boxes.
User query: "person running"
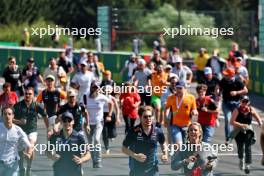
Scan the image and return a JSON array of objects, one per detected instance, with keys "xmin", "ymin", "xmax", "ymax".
[
  {"xmin": 171, "ymin": 122, "xmax": 217, "ymax": 176},
  {"xmin": 122, "ymin": 106, "xmax": 168, "ymax": 176},
  {"xmin": 132, "ymin": 59, "xmax": 152, "ymax": 106},
  {"xmin": 171, "ymin": 57, "xmax": 192, "ymax": 84},
  {"xmin": 120, "ymin": 82, "xmax": 141, "ymax": 133},
  {"xmin": 43, "ymin": 57, "xmax": 66, "ymax": 89},
  {"xmin": 71, "ymin": 59, "xmax": 94, "ymax": 102},
  {"xmin": 13, "ymin": 87, "xmax": 49, "ymax": 176},
  {"xmin": 165, "ymin": 81, "xmax": 198, "ymax": 145},
  {"xmin": 0, "ymin": 82, "xmax": 18, "ymax": 110},
  {"xmin": 219, "ymin": 67, "xmax": 248, "ymax": 144},
  {"xmin": 148, "ymin": 64, "xmax": 169, "ymax": 126},
  {"xmin": 47, "ymin": 111, "xmax": 91, "ymax": 176},
  {"xmin": 36, "ymin": 75, "xmax": 67, "ymax": 133},
  {"xmin": 102, "ymin": 85, "xmax": 121, "ymax": 154},
  {"xmin": 100, "ymin": 70, "xmax": 116, "ymax": 88},
  {"xmin": 196, "ymin": 84, "xmax": 218, "ymax": 143},
  {"xmin": 2, "ymin": 56, "xmax": 23, "ymax": 97},
  {"xmin": 230, "ymin": 95, "xmax": 262, "ymax": 174},
  {"xmin": 194, "ymin": 48, "xmax": 210, "ymax": 83},
  {"xmin": 22, "ymin": 57, "xmax": 44, "ymax": 96},
  {"xmin": 0, "ymin": 106, "xmax": 32, "ymax": 176},
  {"xmin": 54, "ymin": 89, "xmax": 89, "ymax": 138},
  {"xmin": 83, "ymin": 81, "xmax": 113, "ymax": 168},
  {"xmin": 120, "ymin": 53, "xmax": 138, "ymax": 81}
]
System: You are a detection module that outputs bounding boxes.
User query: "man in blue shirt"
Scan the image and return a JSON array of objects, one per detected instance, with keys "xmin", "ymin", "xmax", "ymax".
[{"xmin": 122, "ymin": 106, "xmax": 168, "ymax": 176}]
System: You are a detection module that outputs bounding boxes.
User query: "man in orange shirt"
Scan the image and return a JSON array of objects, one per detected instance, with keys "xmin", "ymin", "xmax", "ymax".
[
  {"xmin": 149, "ymin": 65, "xmax": 169, "ymax": 126},
  {"xmin": 165, "ymin": 81, "xmax": 198, "ymax": 144}
]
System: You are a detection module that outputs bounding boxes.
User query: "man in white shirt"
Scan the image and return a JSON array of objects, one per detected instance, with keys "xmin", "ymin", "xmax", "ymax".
[
  {"xmin": 83, "ymin": 82, "xmax": 113, "ymax": 168},
  {"xmin": 71, "ymin": 59, "xmax": 94, "ymax": 102},
  {"xmin": 0, "ymin": 107, "xmax": 32, "ymax": 176}
]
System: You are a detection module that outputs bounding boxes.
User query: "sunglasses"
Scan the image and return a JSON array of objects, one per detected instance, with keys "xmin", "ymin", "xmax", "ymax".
[
  {"xmin": 25, "ymin": 93, "xmax": 33, "ymax": 95},
  {"xmin": 62, "ymin": 118, "xmax": 72, "ymax": 123},
  {"xmin": 143, "ymin": 115, "xmax": 152, "ymax": 119},
  {"xmin": 241, "ymin": 100, "xmax": 249, "ymax": 103}
]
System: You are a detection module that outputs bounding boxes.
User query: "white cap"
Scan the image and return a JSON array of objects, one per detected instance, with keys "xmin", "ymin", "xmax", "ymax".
[
  {"xmin": 137, "ymin": 59, "xmax": 146, "ymax": 65},
  {"xmin": 175, "ymin": 57, "xmax": 182, "ymax": 63},
  {"xmin": 80, "ymin": 59, "xmax": 88, "ymax": 66},
  {"xmin": 80, "ymin": 48, "xmax": 88, "ymax": 53},
  {"xmin": 204, "ymin": 67, "xmax": 212, "ymax": 75}
]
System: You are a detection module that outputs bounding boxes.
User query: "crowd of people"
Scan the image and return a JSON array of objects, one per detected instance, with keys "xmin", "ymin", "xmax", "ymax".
[{"xmin": 0, "ymin": 41, "xmax": 263, "ymax": 176}]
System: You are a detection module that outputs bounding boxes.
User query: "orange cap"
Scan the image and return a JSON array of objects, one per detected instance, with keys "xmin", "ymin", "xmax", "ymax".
[
  {"xmin": 104, "ymin": 70, "xmax": 111, "ymax": 75},
  {"xmin": 222, "ymin": 68, "xmax": 235, "ymax": 76}
]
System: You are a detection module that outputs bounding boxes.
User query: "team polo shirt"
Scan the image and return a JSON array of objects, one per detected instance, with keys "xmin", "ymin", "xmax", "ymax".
[
  {"xmin": 57, "ymin": 103, "xmax": 86, "ymax": 132},
  {"xmin": 165, "ymin": 93, "xmax": 196, "ymax": 127},
  {"xmin": 149, "ymin": 72, "xmax": 168, "ymax": 97},
  {"xmin": 50, "ymin": 130, "xmax": 86, "ymax": 176},
  {"xmin": 123, "ymin": 124, "xmax": 165, "ymax": 175},
  {"xmin": 13, "ymin": 100, "xmax": 47, "ymax": 134},
  {"xmin": 36, "ymin": 89, "xmax": 66, "ymax": 117}
]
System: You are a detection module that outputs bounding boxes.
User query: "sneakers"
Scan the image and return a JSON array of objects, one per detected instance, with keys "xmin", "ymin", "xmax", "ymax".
[
  {"xmin": 93, "ymin": 162, "xmax": 102, "ymax": 168},
  {"xmin": 104, "ymin": 149, "xmax": 110, "ymax": 155},
  {"xmin": 244, "ymin": 164, "xmax": 250, "ymax": 174},
  {"xmin": 239, "ymin": 159, "xmax": 245, "ymax": 170}
]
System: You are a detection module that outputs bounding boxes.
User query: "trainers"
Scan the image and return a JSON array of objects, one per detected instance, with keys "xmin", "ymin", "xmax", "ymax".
[
  {"xmin": 244, "ymin": 164, "xmax": 250, "ymax": 174},
  {"xmin": 239, "ymin": 159, "xmax": 245, "ymax": 170},
  {"xmin": 104, "ymin": 149, "xmax": 110, "ymax": 155}
]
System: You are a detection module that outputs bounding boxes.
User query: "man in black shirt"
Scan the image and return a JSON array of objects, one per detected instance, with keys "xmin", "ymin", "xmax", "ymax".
[
  {"xmin": 48, "ymin": 112, "xmax": 91, "ymax": 176},
  {"xmin": 201, "ymin": 67, "xmax": 220, "ymax": 100},
  {"xmin": 55, "ymin": 89, "xmax": 90, "ymax": 137},
  {"xmin": 2, "ymin": 56, "xmax": 23, "ymax": 96},
  {"xmin": 219, "ymin": 68, "xmax": 248, "ymax": 143},
  {"xmin": 122, "ymin": 106, "xmax": 168, "ymax": 176}
]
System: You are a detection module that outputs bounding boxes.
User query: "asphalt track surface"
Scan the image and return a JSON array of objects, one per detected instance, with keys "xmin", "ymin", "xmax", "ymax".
[{"xmin": 1, "ymin": 81, "xmax": 264, "ymax": 176}]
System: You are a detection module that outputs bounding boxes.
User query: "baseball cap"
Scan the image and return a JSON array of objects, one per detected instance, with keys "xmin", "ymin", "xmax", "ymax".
[
  {"xmin": 27, "ymin": 58, "xmax": 34, "ymax": 62},
  {"xmin": 80, "ymin": 48, "xmax": 88, "ymax": 53},
  {"xmin": 80, "ymin": 59, "xmax": 88, "ymax": 66},
  {"xmin": 175, "ymin": 57, "xmax": 183, "ymax": 63},
  {"xmin": 61, "ymin": 111, "xmax": 74, "ymax": 121},
  {"xmin": 241, "ymin": 95, "xmax": 250, "ymax": 102},
  {"xmin": 67, "ymin": 89, "xmax": 77, "ymax": 97},
  {"xmin": 222, "ymin": 68, "xmax": 235, "ymax": 76},
  {"xmin": 165, "ymin": 64, "xmax": 172, "ymax": 70},
  {"xmin": 176, "ymin": 81, "xmax": 186, "ymax": 88},
  {"xmin": 45, "ymin": 75, "xmax": 55, "ymax": 81},
  {"xmin": 204, "ymin": 67, "xmax": 212, "ymax": 75},
  {"xmin": 104, "ymin": 70, "xmax": 111, "ymax": 75},
  {"xmin": 137, "ymin": 59, "xmax": 146, "ymax": 65}
]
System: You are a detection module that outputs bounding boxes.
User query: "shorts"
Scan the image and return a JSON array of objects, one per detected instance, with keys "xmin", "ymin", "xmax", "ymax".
[
  {"xmin": 28, "ymin": 132, "xmax": 38, "ymax": 143},
  {"xmin": 151, "ymin": 96, "xmax": 161, "ymax": 107}
]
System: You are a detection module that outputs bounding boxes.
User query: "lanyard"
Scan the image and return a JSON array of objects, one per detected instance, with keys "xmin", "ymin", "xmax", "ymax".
[{"xmin": 176, "ymin": 93, "xmax": 185, "ymax": 111}]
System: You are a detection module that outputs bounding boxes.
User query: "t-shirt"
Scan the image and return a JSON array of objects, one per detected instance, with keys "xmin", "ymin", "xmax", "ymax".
[
  {"xmin": 50, "ymin": 130, "xmax": 85, "ymax": 176},
  {"xmin": 71, "ymin": 71, "xmax": 94, "ymax": 101},
  {"xmin": 196, "ymin": 96, "xmax": 217, "ymax": 126},
  {"xmin": 84, "ymin": 94, "xmax": 110, "ymax": 125},
  {"xmin": 58, "ymin": 58, "xmax": 72, "ymax": 74},
  {"xmin": 219, "ymin": 78, "xmax": 245, "ymax": 102},
  {"xmin": 134, "ymin": 68, "xmax": 152, "ymax": 87},
  {"xmin": 120, "ymin": 92, "xmax": 141, "ymax": 119},
  {"xmin": 0, "ymin": 92, "xmax": 18, "ymax": 108},
  {"xmin": 194, "ymin": 54, "xmax": 210, "ymax": 71},
  {"xmin": 165, "ymin": 93, "xmax": 196, "ymax": 127},
  {"xmin": 123, "ymin": 124, "xmax": 165, "ymax": 175},
  {"xmin": 22, "ymin": 66, "xmax": 40, "ymax": 88},
  {"xmin": 57, "ymin": 103, "xmax": 86, "ymax": 132},
  {"xmin": 125, "ymin": 60, "xmax": 137, "ymax": 77},
  {"xmin": 149, "ymin": 72, "xmax": 168, "ymax": 97},
  {"xmin": 14, "ymin": 100, "xmax": 47, "ymax": 134},
  {"xmin": 200, "ymin": 76, "xmax": 220, "ymax": 97},
  {"xmin": 2, "ymin": 66, "xmax": 22, "ymax": 91},
  {"xmin": 36, "ymin": 89, "xmax": 66, "ymax": 117}
]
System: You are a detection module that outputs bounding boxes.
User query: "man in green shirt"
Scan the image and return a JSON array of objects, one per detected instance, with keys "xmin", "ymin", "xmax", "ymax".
[{"xmin": 13, "ymin": 87, "xmax": 48, "ymax": 176}]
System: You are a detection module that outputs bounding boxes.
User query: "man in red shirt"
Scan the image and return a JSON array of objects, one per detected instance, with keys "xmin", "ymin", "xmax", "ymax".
[
  {"xmin": 0, "ymin": 82, "xmax": 18, "ymax": 109},
  {"xmin": 120, "ymin": 82, "xmax": 141, "ymax": 133},
  {"xmin": 196, "ymin": 84, "xmax": 218, "ymax": 143}
]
